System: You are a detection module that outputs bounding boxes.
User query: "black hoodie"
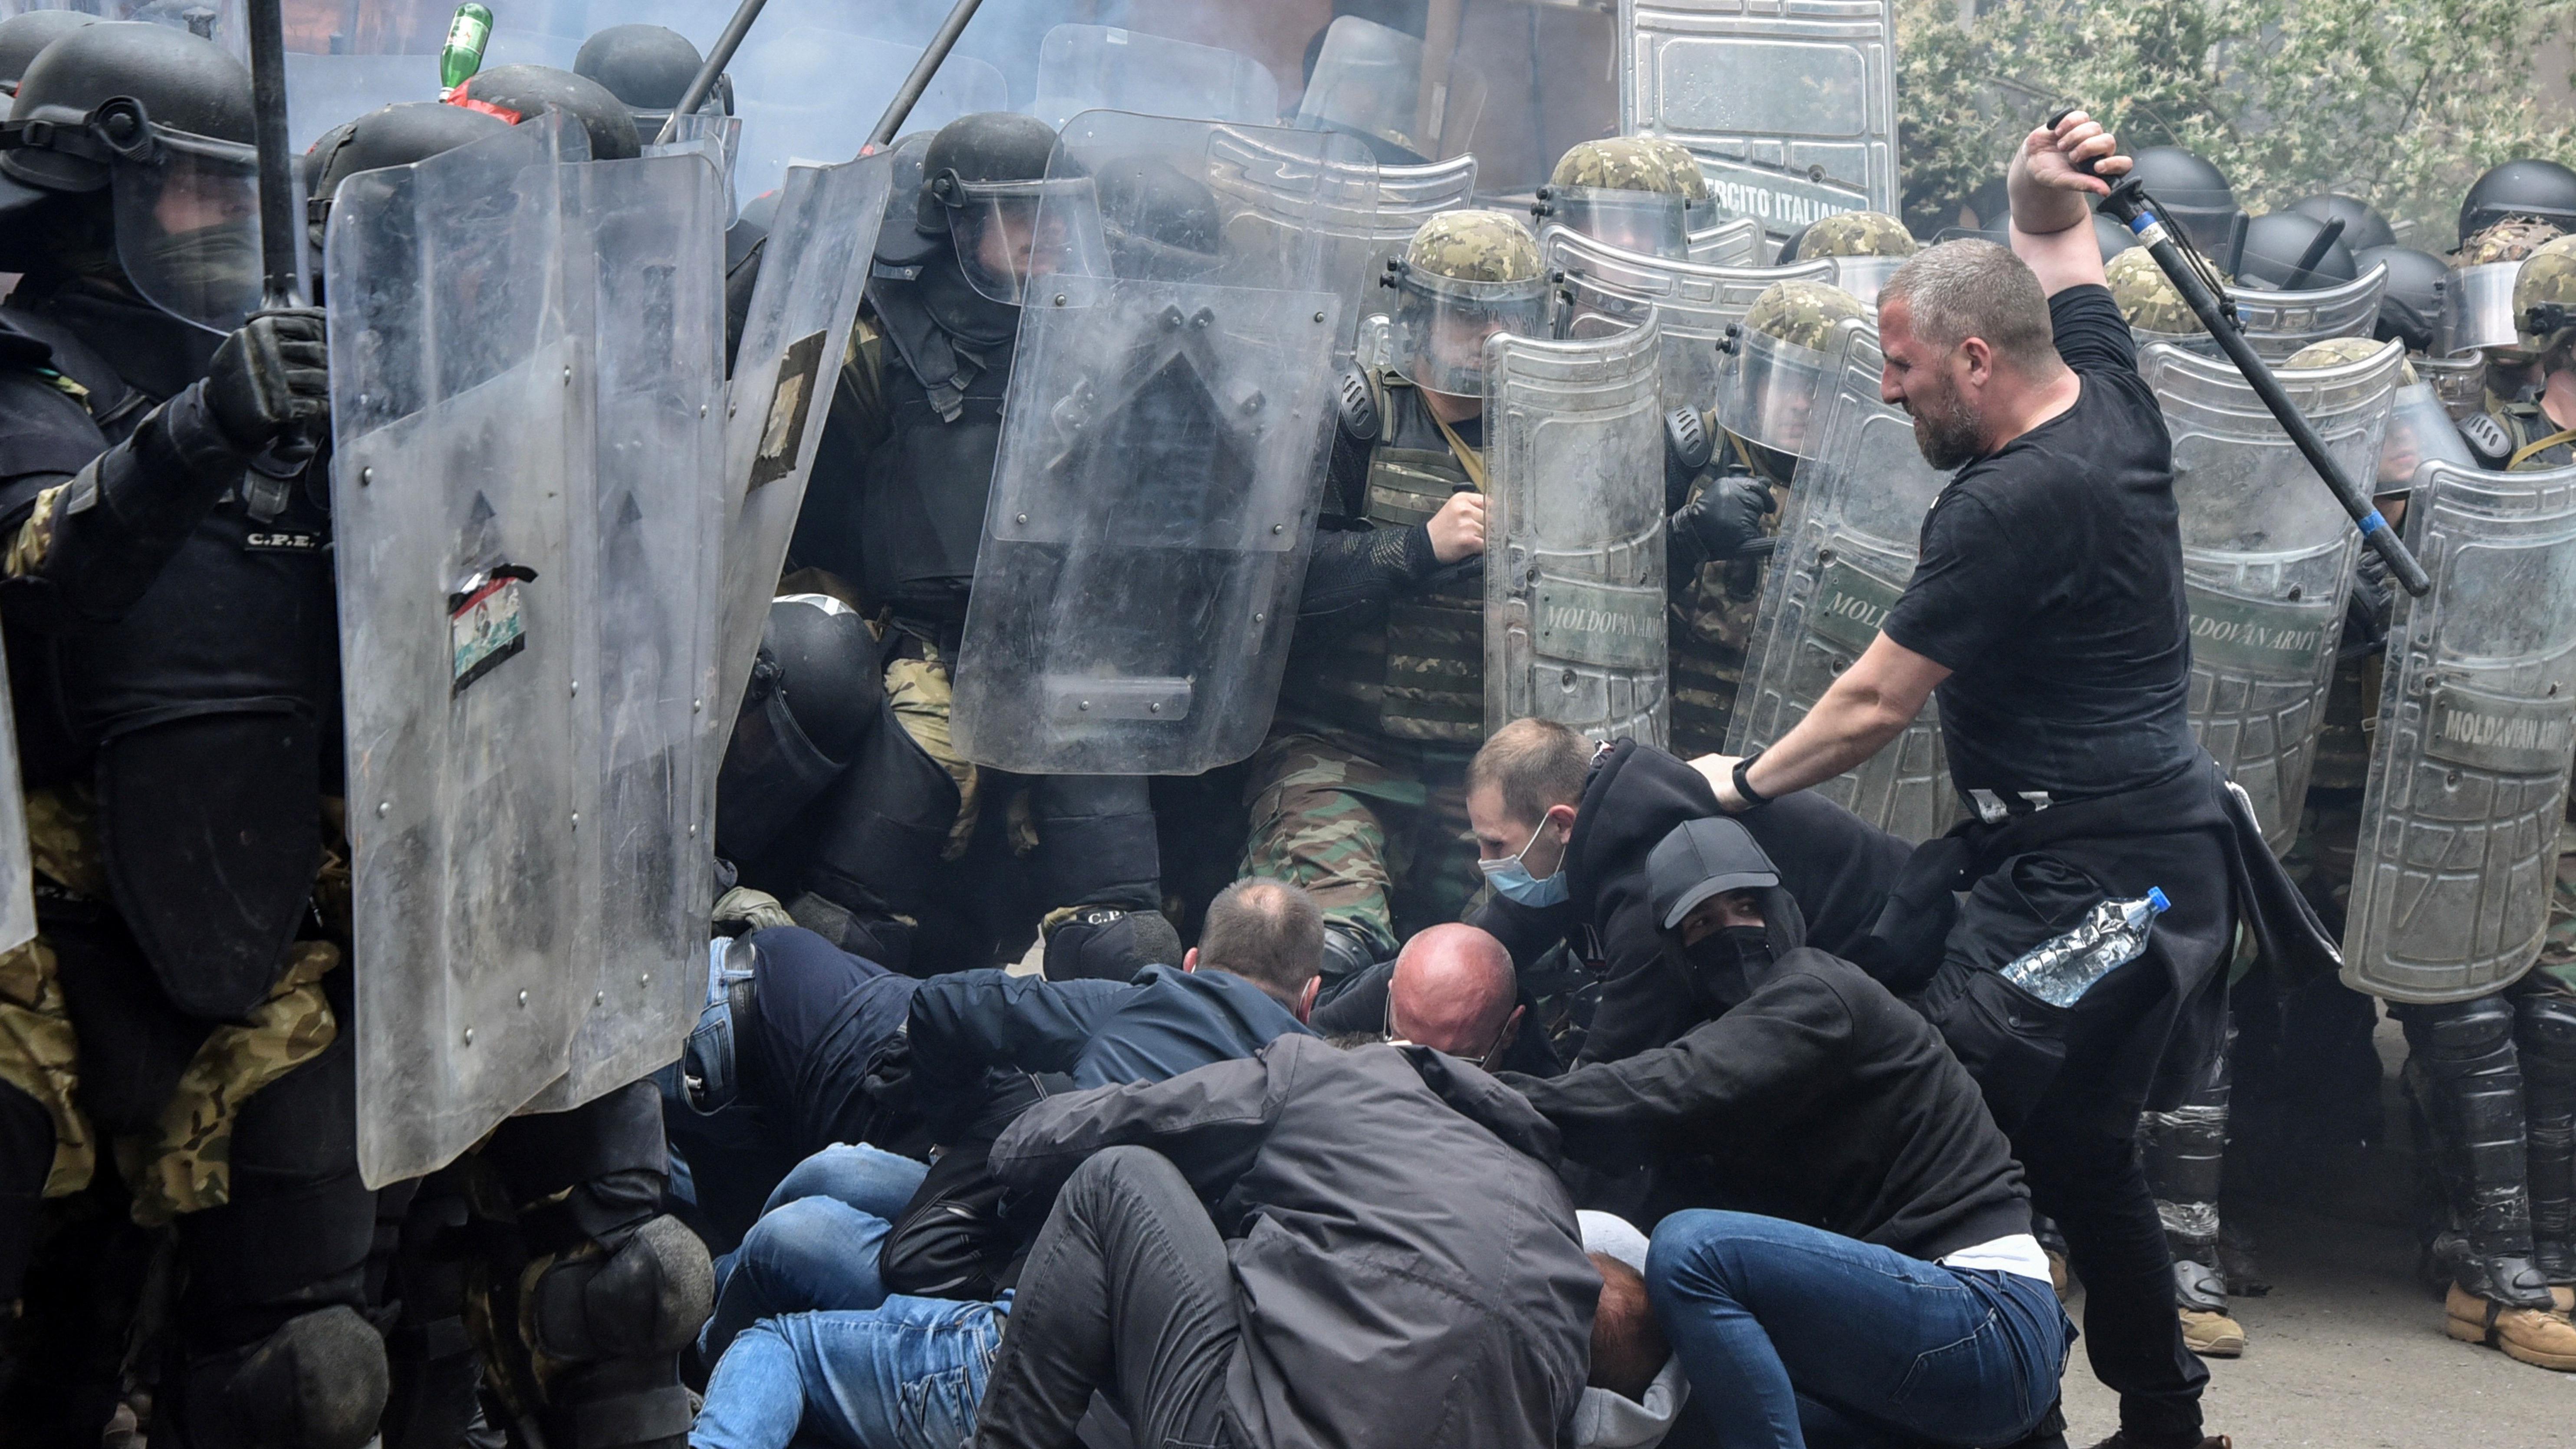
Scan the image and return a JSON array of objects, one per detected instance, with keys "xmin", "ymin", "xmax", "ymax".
[{"xmin": 1470, "ymin": 739, "xmax": 1884, "ymax": 1066}]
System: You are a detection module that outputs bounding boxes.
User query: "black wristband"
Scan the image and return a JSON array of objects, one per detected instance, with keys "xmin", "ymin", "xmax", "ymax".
[{"xmin": 1732, "ymin": 751, "xmax": 1771, "ymax": 809}]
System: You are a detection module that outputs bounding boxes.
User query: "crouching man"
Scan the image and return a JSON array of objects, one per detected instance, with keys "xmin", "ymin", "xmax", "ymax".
[{"xmin": 1501, "ymin": 818, "xmax": 2073, "ymax": 1449}]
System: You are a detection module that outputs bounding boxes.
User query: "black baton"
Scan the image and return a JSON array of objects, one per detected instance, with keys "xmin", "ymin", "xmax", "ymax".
[{"xmin": 2045, "ymin": 108, "xmax": 2432, "ymax": 597}]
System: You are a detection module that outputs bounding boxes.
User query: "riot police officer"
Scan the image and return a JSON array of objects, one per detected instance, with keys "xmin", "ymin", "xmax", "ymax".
[
  {"xmin": 1245, "ymin": 208, "xmax": 1544, "ymax": 984},
  {"xmin": 1629, "ymin": 132, "xmax": 1717, "ymax": 234},
  {"xmin": 2463, "ymin": 231, "xmax": 2576, "ymax": 469},
  {"xmin": 2458, "ymin": 158, "xmax": 2576, "ymax": 248},
  {"xmin": 0, "ymin": 21, "xmax": 363, "ymax": 1446},
  {"xmin": 1532, "ymin": 135, "xmax": 1694, "ymax": 258},
  {"xmin": 2448, "ymin": 216, "xmax": 2564, "ymax": 411},
  {"xmin": 1779, "ymin": 208, "xmax": 1919, "ymax": 303},
  {"xmin": 1665, "ymin": 279, "xmax": 1869, "ymax": 758},
  {"xmin": 574, "ymin": 22, "xmax": 730, "ymax": 141},
  {"xmin": 740, "ymin": 111, "xmax": 1177, "ymax": 982}
]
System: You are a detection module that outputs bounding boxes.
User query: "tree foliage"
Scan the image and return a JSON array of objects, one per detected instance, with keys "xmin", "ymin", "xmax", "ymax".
[{"xmin": 1895, "ymin": 0, "xmax": 2576, "ymax": 244}]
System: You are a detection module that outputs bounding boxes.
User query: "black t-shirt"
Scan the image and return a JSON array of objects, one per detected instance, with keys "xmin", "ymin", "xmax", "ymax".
[{"xmin": 1881, "ymin": 284, "xmax": 2200, "ymax": 799}]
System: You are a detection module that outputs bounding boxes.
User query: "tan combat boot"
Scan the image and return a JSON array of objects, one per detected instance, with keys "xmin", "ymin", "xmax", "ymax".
[
  {"xmin": 2179, "ymin": 1305, "xmax": 2246, "ymax": 1358},
  {"xmin": 2445, "ymin": 1282, "xmax": 2576, "ymax": 1370}
]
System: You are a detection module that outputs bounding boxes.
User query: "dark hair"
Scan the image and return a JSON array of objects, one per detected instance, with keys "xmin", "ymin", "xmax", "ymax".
[
  {"xmin": 1467, "ymin": 718, "xmax": 1591, "ymax": 827},
  {"xmin": 1587, "ymin": 1252, "xmax": 1668, "ymax": 1401},
  {"xmin": 1199, "ymin": 878, "xmax": 1325, "ymax": 1003}
]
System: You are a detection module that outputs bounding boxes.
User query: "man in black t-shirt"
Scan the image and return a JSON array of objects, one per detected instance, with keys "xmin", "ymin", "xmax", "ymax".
[{"xmin": 1684, "ymin": 115, "xmax": 2337, "ymax": 1449}]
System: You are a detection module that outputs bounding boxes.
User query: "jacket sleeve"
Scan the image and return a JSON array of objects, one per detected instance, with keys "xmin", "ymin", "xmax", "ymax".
[
  {"xmin": 1574, "ymin": 949, "xmax": 1703, "ymax": 1067},
  {"xmin": 989, "ymin": 1049, "xmax": 1283, "ymax": 1198},
  {"xmin": 1510, "ymin": 966, "xmax": 1853, "ymax": 1171},
  {"xmin": 1297, "ymin": 521, "xmax": 1444, "ymax": 622},
  {"xmin": 3, "ymin": 382, "xmax": 249, "ymax": 629},
  {"xmin": 907, "ymin": 970, "xmax": 1133, "ymax": 1079}
]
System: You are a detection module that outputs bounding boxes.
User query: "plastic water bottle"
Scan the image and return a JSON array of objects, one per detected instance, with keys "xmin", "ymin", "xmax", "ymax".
[{"xmin": 1999, "ymin": 888, "xmax": 2169, "ymax": 1008}]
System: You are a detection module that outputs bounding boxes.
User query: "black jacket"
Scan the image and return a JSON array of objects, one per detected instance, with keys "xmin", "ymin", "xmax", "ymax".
[
  {"xmin": 1503, "ymin": 948, "xmax": 2033, "ymax": 1263},
  {"xmin": 995, "ymin": 1035, "xmax": 1597, "ymax": 1449}
]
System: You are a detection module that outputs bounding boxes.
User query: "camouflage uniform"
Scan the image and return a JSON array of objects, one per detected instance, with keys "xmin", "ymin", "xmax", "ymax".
[
  {"xmin": 1671, "ymin": 280, "xmax": 1867, "ymax": 757},
  {"xmin": 1246, "ymin": 211, "xmax": 1544, "ymax": 963}
]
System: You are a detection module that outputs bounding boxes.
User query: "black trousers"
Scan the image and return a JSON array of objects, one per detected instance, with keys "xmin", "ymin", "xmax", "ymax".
[
  {"xmin": 973, "ymin": 1146, "xmax": 1241, "ymax": 1449},
  {"xmin": 1742, "ymin": 791, "xmax": 2213, "ymax": 1444}
]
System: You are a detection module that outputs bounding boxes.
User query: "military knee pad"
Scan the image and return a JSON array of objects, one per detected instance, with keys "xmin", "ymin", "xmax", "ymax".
[
  {"xmin": 806, "ymin": 702, "xmax": 964, "ymax": 915},
  {"xmin": 529, "ymin": 1215, "xmax": 714, "ymax": 1367},
  {"xmin": 2405, "ymin": 994, "xmax": 2519, "ymax": 1073},
  {"xmin": 1042, "ymin": 906, "xmax": 1182, "ymax": 983},
  {"xmin": 184, "ymin": 1306, "xmax": 388, "ymax": 1449},
  {"xmin": 1027, "ymin": 773, "xmax": 1160, "ymax": 910}
]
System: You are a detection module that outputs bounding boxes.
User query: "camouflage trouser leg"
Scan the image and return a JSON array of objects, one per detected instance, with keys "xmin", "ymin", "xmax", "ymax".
[
  {"xmin": 1240, "ymin": 733, "xmax": 1485, "ymax": 957},
  {"xmin": 882, "ymin": 651, "xmax": 978, "ymax": 860}
]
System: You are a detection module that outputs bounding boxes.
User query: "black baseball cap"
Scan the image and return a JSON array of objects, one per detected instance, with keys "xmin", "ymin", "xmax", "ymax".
[{"xmin": 1649, "ymin": 817, "xmax": 1780, "ymax": 930}]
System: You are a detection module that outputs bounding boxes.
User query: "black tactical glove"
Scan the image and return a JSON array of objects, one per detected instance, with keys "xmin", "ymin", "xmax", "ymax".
[
  {"xmin": 1673, "ymin": 475, "xmax": 1778, "ymax": 568},
  {"xmin": 2339, "ymin": 543, "xmax": 2394, "ymax": 661},
  {"xmin": 203, "ymin": 308, "xmax": 330, "ymax": 453}
]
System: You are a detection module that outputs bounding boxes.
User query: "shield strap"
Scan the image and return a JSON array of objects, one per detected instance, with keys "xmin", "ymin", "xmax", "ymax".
[{"xmin": 1426, "ymin": 406, "xmax": 1487, "ymax": 492}]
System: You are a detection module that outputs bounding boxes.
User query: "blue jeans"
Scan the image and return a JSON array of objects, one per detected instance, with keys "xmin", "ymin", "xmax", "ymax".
[
  {"xmin": 1647, "ymin": 1209, "xmax": 2072, "ymax": 1449},
  {"xmin": 701, "ymin": 1144, "xmax": 932, "ymax": 1364},
  {"xmin": 690, "ymin": 1294, "xmax": 1010, "ymax": 1449}
]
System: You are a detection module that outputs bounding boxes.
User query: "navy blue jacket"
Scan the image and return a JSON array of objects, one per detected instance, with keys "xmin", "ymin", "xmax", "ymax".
[{"xmin": 908, "ymin": 963, "xmax": 1315, "ymax": 1090}]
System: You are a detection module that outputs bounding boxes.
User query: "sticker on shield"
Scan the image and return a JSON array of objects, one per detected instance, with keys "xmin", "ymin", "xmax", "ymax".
[
  {"xmin": 748, "ymin": 329, "xmax": 829, "ymax": 490},
  {"xmin": 448, "ymin": 565, "xmax": 538, "ymax": 696}
]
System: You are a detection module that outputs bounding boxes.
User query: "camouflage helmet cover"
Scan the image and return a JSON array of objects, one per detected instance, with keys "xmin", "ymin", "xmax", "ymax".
[
  {"xmin": 2457, "ymin": 217, "xmax": 2565, "ymax": 267},
  {"xmin": 2512, "ymin": 234, "xmax": 2576, "ymax": 352},
  {"xmin": 1796, "ymin": 210, "xmax": 1918, "ymax": 260},
  {"xmin": 2285, "ymin": 333, "xmax": 2415, "ymax": 387},
  {"xmin": 1628, "ymin": 134, "xmax": 1709, "ymax": 203},
  {"xmin": 2106, "ymin": 247, "xmax": 2204, "ymax": 336},
  {"xmin": 1551, "ymin": 136, "xmax": 1685, "ymax": 196},
  {"xmin": 1403, "ymin": 207, "xmax": 1544, "ymax": 284},
  {"xmin": 1742, "ymin": 279, "xmax": 1866, "ymax": 351}
]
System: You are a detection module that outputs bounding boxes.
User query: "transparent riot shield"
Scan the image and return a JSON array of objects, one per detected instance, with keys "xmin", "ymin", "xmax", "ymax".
[
  {"xmin": 283, "ymin": 52, "xmax": 440, "ymax": 153},
  {"xmin": 1619, "ymin": 0, "xmax": 1898, "ymax": 240},
  {"xmin": 2441, "ymin": 261, "xmax": 2523, "ymax": 357},
  {"xmin": 2380, "ymin": 381, "xmax": 2478, "ymax": 489},
  {"xmin": 1687, "ymin": 215, "xmax": 1764, "ymax": 267},
  {"xmin": 326, "ymin": 116, "xmax": 588, "ymax": 1186},
  {"xmin": 522, "ymin": 148, "xmax": 727, "ymax": 1117},
  {"xmin": 727, "ymin": 25, "xmax": 1006, "ymax": 201},
  {"xmin": 950, "ymin": 113, "xmax": 1362, "ymax": 775},
  {"xmin": 2221, "ymin": 264, "xmax": 2388, "ymax": 361},
  {"xmin": 2141, "ymin": 339, "xmax": 2405, "ymax": 854},
  {"xmin": 710, "ymin": 154, "xmax": 893, "ymax": 751},
  {"xmin": 2342, "ymin": 459, "xmax": 2576, "ymax": 1004},
  {"xmin": 1484, "ymin": 319, "xmax": 1668, "ymax": 743},
  {"xmin": 1547, "ymin": 225, "xmax": 1833, "ymax": 416},
  {"xmin": 1204, "ymin": 127, "xmax": 1405, "ymax": 362},
  {"xmin": 646, "ymin": 111, "xmax": 742, "ymax": 223},
  {"xmin": 1294, "ymin": 14, "xmax": 1485, "ymax": 164},
  {"xmin": 1727, "ymin": 319, "xmax": 1963, "ymax": 841},
  {"xmin": 2419, "ymin": 353, "xmax": 2491, "ymax": 422},
  {"xmin": 1033, "ymin": 23, "xmax": 1277, "ymax": 129},
  {"xmin": 0, "ymin": 642, "xmax": 29, "ymax": 955}
]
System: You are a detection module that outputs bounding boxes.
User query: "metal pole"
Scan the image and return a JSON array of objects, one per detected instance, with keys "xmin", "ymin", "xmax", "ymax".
[
  {"xmin": 866, "ymin": 0, "xmax": 990, "ymax": 150},
  {"xmin": 655, "ymin": 0, "xmax": 768, "ymax": 146},
  {"xmin": 2102, "ymin": 179, "xmax": 2432, "ymax": 596},
  {"xmin": 247, "ymin": 0, "xmax": 300, "ymax": 309}
]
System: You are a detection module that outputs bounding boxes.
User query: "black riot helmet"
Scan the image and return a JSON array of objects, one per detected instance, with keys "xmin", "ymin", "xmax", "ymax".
[
  {"xmin": 2288, "ymin": 193, "xmax": 2395, "ymax": 254},
  {"xmin": 445, "ymin": 63, "xmax": 639, "ymax": 162},
  {"xmin": 0, "ymin": 21, "xmax": 260, "ymax": 331},
  {"xmin": 2356, "ymin": 245, "xmax": 2448, "ymax": 353},
  {"xmin": 2123, "ymin": 145, "xmax": 2244, "ymax": 266},
  {"xmin": 574, "ymin": 23, "xmax": 730, "ymax": 138},
  {"xmin": 2458, "ymin": 159, "xmax": 2576, "ymax": 247},
  {"xmin": 920, "ymin": 111, "xmax": 1064, "ymax": 303},
  {"xmin": 2233, "ymin": 209, "xmax": 2359, "ymax": 291},
  {"xmin": 301, "ymin": 100, "xmax": 509, "ymax": 255},
  {"xmin": 0, "ymin": 9, "xmax": 96, "ymax": 96},
  {"xmin": 714, "ymin": 594, "xmax": 881, "ymax": 863}
]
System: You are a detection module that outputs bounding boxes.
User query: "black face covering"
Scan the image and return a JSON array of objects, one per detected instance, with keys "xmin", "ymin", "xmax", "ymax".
[{"xmin": 1683, "ymin": 924, "xmax": 1776, "ymax": 1013}]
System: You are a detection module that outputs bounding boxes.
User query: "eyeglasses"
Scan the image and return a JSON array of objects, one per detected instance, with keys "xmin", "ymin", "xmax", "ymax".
[{"xmin": 1384, "ymin": 989, "xmax": 1512, "ymax": 1070}]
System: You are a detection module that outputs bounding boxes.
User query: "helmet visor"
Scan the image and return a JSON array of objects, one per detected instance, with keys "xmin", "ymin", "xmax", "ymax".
[
  {"xmin": 2379, "ymin": 383, "xmax": 2476, "ymax": 487},
  {"xmin": 1540, "ymin": 185, "xmax": 1687, "ymax": 260},
  {"xmin": 1713, "ymin": 325, "xmax": 1840, "ymax": 460},
  {"xmin": 2441, "ymin": 261, "xmax": 2524, "ymax": 356},
  {"xmin": 1829, "ymin": 254, "xmax": 1905, "ymax": 306},
  {"xmin": 2415, "ymin": 352, "xmax": 2490, "ymax": 419},
  {"xmin": 1386, "ymin": 267, "xmax": 1550, "ymax": 395},
  {"xmin": 949, "ymin": 177, "xmax": 1111, "ymax": 304},
  {"xmin": 108, "ymin": 127, "xmax": 265, "ymax": 334}
]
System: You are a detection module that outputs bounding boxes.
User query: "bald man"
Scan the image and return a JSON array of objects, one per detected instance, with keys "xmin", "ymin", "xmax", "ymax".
[{"xmin": 1311, "ymin": 922, "xmax": 1558, "ymax": 1073}]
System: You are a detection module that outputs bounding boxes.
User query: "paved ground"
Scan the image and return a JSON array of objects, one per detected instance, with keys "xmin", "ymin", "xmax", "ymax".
[{"xmin": 2057, "ymin": 1015, "xmax": 2576, "ymax": 1445}]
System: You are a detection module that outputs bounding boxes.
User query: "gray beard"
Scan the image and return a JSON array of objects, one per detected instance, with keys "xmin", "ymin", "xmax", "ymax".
[{"xmin": 1912, "ymin": 392, "xmax": 1983, "ymax": 470}]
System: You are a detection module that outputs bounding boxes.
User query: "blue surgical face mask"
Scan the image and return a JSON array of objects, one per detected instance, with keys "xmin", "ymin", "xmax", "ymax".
[{"xmin": 1479, "ymin": 818, "xmax": 1569, "ymax": 907}]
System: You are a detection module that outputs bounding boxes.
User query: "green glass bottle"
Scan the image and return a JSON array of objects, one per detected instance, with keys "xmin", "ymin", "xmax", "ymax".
[{"xmin": 439, "ymin": 3, "xmax": 493, "ymax": 96}]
